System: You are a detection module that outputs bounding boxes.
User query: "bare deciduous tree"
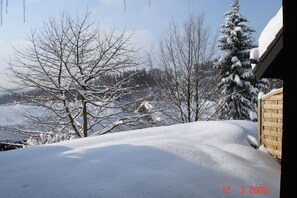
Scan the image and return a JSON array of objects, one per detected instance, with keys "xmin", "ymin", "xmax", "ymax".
[
  {"xmin": 153, "ymin": 15, "xmax": 218, "ymax": 123},
  {"xmin": 7, "ymin": 11, "xmax": 141, "ymax": 138}
]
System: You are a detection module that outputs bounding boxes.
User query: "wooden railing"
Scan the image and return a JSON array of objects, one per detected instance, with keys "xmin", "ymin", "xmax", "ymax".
[{"xmin": 258, "ymin": 88, "xmax": 283, "ymax": 159}]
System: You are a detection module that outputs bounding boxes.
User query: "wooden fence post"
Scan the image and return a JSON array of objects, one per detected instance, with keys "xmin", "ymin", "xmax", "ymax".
[{"xmin": 258, "ymin": 92, "xmax": 263, "ymax": 146}]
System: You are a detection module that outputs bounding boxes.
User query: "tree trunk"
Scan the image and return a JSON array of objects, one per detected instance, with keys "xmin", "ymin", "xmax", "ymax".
[{"xmin": 82, "ymin": 100, "xmax": 88, "ymax": 137}]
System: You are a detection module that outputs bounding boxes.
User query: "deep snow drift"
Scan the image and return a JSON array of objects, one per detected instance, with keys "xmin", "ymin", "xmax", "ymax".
[{"xmin": 0, "ymin": 120, "xmax": 280, "ymax": 198}]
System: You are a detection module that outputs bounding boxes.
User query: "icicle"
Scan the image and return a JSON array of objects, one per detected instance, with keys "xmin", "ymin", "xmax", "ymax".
[
  {"xmin": 188, "ymin": 0, "xmax": 196, "ymax": 17},
  {"xmin": 193, "ymin": 0, "xmax": 195, "ymax": 16},
  {"xmin": 23, "ymin": 0, "xmax": 25, "ymax": 23},
  {"xmin": 148, "ymin": 0, "xmax": 151, "ymax": 8},
  {"xmin": 5, "ymin": 0, "xmax": 7, "ymax": 14},
  {"xmin": 1, "ymin": 0, "xmax": 3, "ymax": 26},
  {"xmin": 188, "ymin": 0, "xmax": 190, "ymax": 16},
  {"xmin": 123, "ymin": 0, "xmax": 126, "ymax": 13}
]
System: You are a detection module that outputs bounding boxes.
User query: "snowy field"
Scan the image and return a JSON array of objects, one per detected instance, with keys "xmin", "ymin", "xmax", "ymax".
[
  {"xmin": 0, "ymin": 120, "xmax": 280, "ymax": 197},
  {"xmin": 0, "ymin": 103, "xmax": 123, "ymax": 141},
  {"xmin": 0, "ymin": 104, "xmax": 46, "ymax": 141},
  {"xmin": 0, "ymin": 104, "xmax": 35, "ymax": 141}
]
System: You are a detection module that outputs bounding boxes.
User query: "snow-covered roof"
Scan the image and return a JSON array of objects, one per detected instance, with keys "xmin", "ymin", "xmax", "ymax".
[
  {"xmin": 258, "ymin": 7, "xmax": 283, "ymax": 59},
  {"xmin": 0, "ymin": 121, "xmax": 280, "ymax": 197},
  {"xmin": 251, "ymin": 7, "xmax": 283, "ymax": 79}
]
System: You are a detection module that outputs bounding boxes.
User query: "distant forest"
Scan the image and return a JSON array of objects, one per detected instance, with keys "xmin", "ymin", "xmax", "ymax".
[
  {"xmin": 0, "ymin": 64, "xmax": 214, "ymax": 105},
  {"xmin": 0, "ymin": 69, "xmax": 157, "ymax": 104}
]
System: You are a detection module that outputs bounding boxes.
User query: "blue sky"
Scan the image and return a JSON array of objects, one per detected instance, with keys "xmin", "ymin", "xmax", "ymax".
[{"xmin": 0, "ymin": 0, "xmax": 281, "ymax": 86}]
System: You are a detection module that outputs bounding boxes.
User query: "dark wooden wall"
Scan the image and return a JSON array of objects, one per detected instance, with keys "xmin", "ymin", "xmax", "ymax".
[{"xmin": 280, "ymin": 0, "xmax": 297, "ymax": 197}]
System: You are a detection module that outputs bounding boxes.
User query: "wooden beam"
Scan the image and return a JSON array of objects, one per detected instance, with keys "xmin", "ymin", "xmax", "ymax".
[
  {"xmin": 263, "ymin": 130, "xmax": 283, "ymax": 138},
  {"xmin": 266, "ymin": 148, "xmax": 282, "ymax": 158},
  {"xmin": 263, "ymin": 121, "xmax": 283, "ymax": 128},
  {"xmin": 263, "ymin": 112, "xmax": 283, "ymax": 119},
  {"xmin": 263, "ymin": 104, "xmax": 283, "ymax": 110},
  {"xmin": 264, "ymin": 139, "xmax": 282, "ymax": 147}
]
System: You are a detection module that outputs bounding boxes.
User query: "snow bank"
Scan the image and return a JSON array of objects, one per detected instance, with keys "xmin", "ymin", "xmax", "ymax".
[{"xmin": 0, "ymin": 121, "xmax": 280, "ymax": 197}]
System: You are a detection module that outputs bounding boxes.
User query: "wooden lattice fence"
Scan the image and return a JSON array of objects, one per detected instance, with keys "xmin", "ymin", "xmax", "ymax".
[{"xmin": 258, "ymin": 88, "xmax": 283, "ymax": 159}]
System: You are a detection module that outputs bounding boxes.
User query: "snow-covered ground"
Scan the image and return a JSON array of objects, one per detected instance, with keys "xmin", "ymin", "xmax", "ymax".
[
  {"xmin": 0, "ymin": 120, "xmax": 280, "ymax": 197},
  {"xmin": 0, "ymin": 104, "xmax": 30, "ymax": 126},
  {"xmin": 0, "ymin": 104, "xmax": 48, "ymax": 141},
  {"xmin": 0, "ymin": 104, "xmax": 42, "ymax": 141}
]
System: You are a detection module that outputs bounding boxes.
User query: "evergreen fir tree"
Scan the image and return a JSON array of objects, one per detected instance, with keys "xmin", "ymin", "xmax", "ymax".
[{"xmin": 214, "ymin": 0, "xmax": 268, "ymax": 121}]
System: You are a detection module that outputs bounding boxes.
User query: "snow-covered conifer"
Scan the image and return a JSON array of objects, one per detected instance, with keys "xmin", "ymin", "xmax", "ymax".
[{"xmin": 214, "ymin": 0, "xmax": 268, "ymax": 120}]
